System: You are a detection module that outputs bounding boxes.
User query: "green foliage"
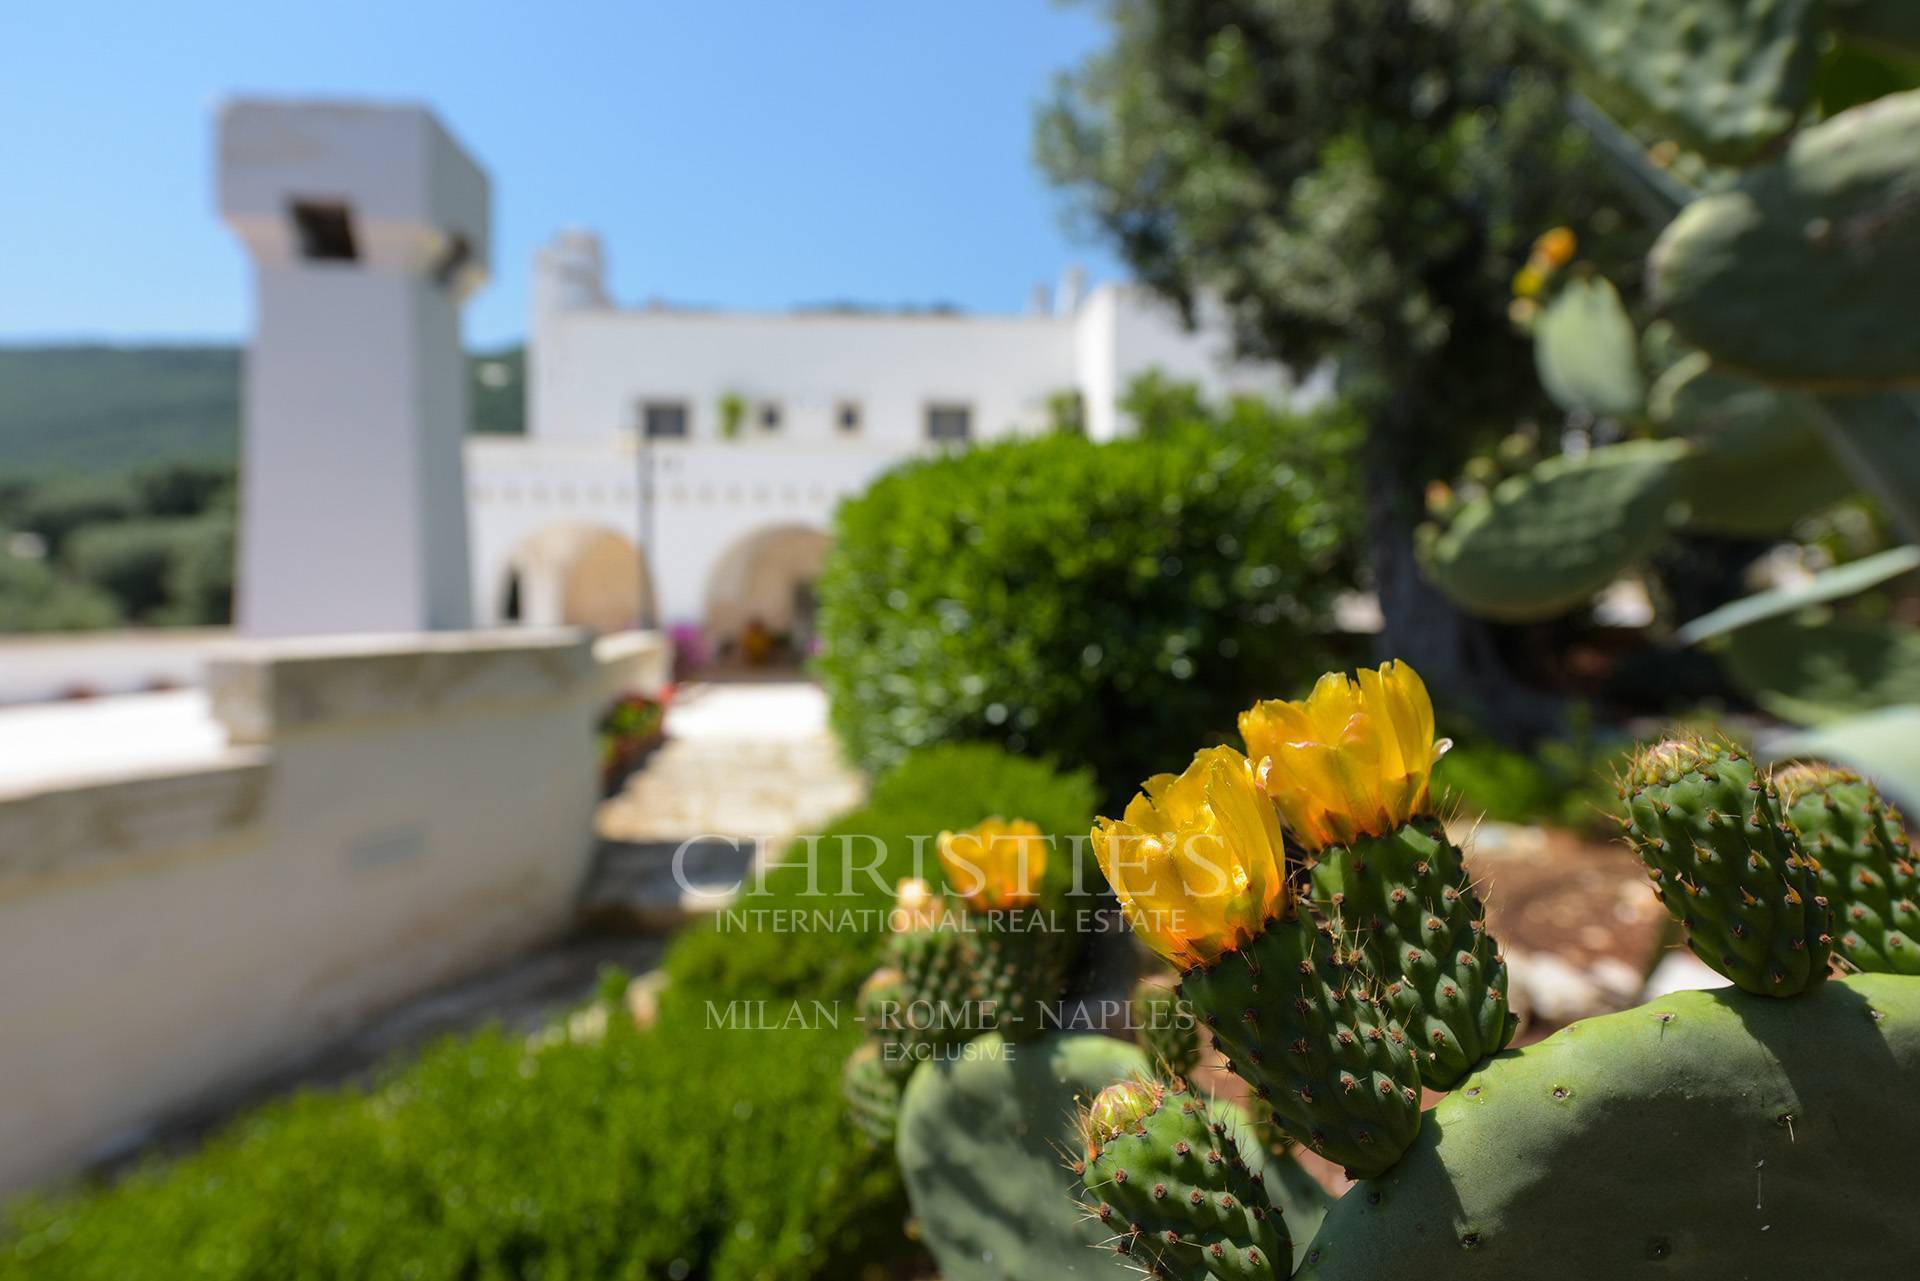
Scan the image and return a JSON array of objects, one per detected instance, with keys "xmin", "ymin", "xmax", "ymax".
[
  {"xmin": 1622, "ymin": 738, "xmax": 1831, "ymax": 995},
  {"xmin": 1044, "ymin": 388, "xmax": 1086, "ymax": 436},
  {"xmin": 1293, "ymin": 975, "xmax": 1920, "ymax": 1278},
  {"xmin": 1515, "ymin": 0, "xmax": 1821, "ymax": 162},
  {"xmin": 1419, "ymin": 440, "xmax": 1688, "ymax": 623},
  {"xmin": 895, "ymin": 1033, "xmax": 1144, "ymax": 1281},
  {"xmin": 0, "ymin": 557, "xmax": 120, "ymax": 634},
  {"xmin": 1432, "ymin": 732, "xmax": 1632, "ymax": 834},
  {"xmin": 1312, "ymin": 818, "xmax": 1516, "ymax": 1091},
  {"xmin": 663, "ymin": 744, "xmax": 1097, "ymax": 1005},
  {"xmin": 1532, "ymin": 275, "xmax": 1644, "ymax": 417},
  {"xmin": 16, "ymin": 474, "xmax": 139, "ymax": 556},
  {"xmin": 1650, "ymin": 89, "xmax": 1920, "ymax": 390},
  {"xmin": 63, "ymin": 519, "xmax": 226, "ymax": 624},
  {"xmin": 815, "ymin": 406, "xmax": 1359, "ymax": 802},
  {"xmin": 717, "ymin": 390, "xmax": 747, "ymax": 440},
  {"xmin": 0, "ymin": 1000, "xmax": 907, "ymax": 1281},
  {"xmin": 1117, "ymin": 370, "xmax": 1206, "ymax": 438}
]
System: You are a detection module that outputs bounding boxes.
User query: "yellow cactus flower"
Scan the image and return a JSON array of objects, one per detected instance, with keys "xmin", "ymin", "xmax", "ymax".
[
  {"xmin": 1240, "ymin": 660, "xmax": 1449, "ymax": 853},
  {"xmin": 937, "ymin": 818, "xmax": 1048, "ymax": 911},
  {"xmin": 1511, "ymin": 264, "xmax": 1546, "ymax": 299},
  {"xmin": 1534, "ymin": 226, "xmax": 1577, "ymax": 268},
  {"xmin": 889, "ymin": 877, "xmax": 945, "ymax": 933},
  {"xmin": 1090, "ymin": 746, "xmax": 1289, "ymax": 971}
]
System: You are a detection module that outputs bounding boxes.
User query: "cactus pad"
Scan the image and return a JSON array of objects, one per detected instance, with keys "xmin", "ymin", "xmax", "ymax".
[
  {"xmin": 1718, "ymin": 615, "xmax": 1920, "ymax": 725},
  {"xmin": 1533, "ymin": 275, "xmax": 1645, "ymax": 417},
  {"xmin": 1313, "ymin": 818, "xmax": 1516, "ymax": 1090},
  {"xmin": 881, "ymin": 924, "xmax": 985, "ymax": 1061},
  {"xmin": 1179, "ymin": 913, "xmax": 1422, "ymax": 1179},
  {"xmin": 971, "ymin": 909, "xmax": 1075, "ymax": 1043},
  {"xmin": 841, "ymin": 1040, "xmax": 904, "ymax": 1144},
  {"xmin": 897, "ymin": 1033, "xmax": 1145, "ymax": 1281},
  {"xmin": 1078, "ymin": 1080, "xmax": 1289, "ymax": 1281},
  {"xmin": 1777, "ymin": 763, "xmax": 1920, "ymax": 975},
  {"xmin": 1294, "ymin": 974, "xmax": 1920, "ymax": 1278},
  {"xmin": 1622, "ymin": 738, "xmax": 1831, "ymax": 994},
  {"xmin": 1651, "ymin": 90, "xmax": 1920, "ymax": 388},
  {"xmin": 1650, "ymin": 354, "xmax": 1854, "ymax": 535},
  {"xmin": 1419, "ymin": 440, "xmax": 1687, "ymax": 622},
  {"xmin": 1515, "ymin": 0, "xmax": 1820, "ymax": 162}
]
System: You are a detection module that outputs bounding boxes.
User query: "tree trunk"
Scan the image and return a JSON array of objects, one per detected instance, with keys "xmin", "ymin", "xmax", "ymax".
[{"xmin": 1363, "ymin": 384, "xmax": 1565, "ymax": 744}]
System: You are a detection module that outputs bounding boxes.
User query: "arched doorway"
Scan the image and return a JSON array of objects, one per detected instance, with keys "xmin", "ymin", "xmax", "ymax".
[
  {"xmin": 703, "ymin": 525, "xmax": 832, "ymax": 664},
  {"xmin": 502, "ymin": 523, "xmax": 654, "ymax": 633}
]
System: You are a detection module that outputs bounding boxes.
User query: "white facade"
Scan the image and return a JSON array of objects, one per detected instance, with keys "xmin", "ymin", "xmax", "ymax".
[
  {"xmin": 221, "ymin": 99, "xmax": 489, "ymax": 638},
  {"xmin": 474, "ymin": 230, "xmax": 1320, "ymax": 646}
]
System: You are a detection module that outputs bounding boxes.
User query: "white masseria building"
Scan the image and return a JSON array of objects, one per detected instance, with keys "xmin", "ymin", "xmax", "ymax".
[{"xmin": 469, "ymin": 233, "xmax": 1323, "ymax": 651}]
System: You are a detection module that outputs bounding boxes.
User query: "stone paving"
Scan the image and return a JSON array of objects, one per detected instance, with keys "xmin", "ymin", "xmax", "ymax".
[{"xmin": 582, "ymin": 679, "xmax": 868, "ymax": 929}]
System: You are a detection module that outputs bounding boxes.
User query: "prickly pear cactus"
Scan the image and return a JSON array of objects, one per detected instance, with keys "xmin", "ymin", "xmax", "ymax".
[
  {"xmin": 1178, "ymin": 913, "xmax": 1422, "ymax": 1179},
  {"xmin": 1718, "ymin": 614, "xmax": 1920, "ymax": 725},
  {"xmin": 1514, "ymin": 0, "xmax": 1821, "ymax": 161},
  {"xmin": 896, "ymin": 1033, "xmax": 1145, "ymax": 1281},
  {"xmin": 1419, "ymin": 440, "xmax": 1687, "ymax": 622},
  {"xmin": 1621, "ymin": 737, "xmax": 1832, "ymax": 994},
  {"xmin": 1532, "ymin": 274, "xmax": 1645, "ymax": 418},
  {"xmin": 1651, "ymin": 354, "xmax": 1854, "ymax": 535},
  {"xmin": 1076, "ymin": 1079, "xmax": 1288, "ymax": 1281},
  {"xmin": 841, "ymin": 1040, "xmax": 904, "ymax": 1144},
  {"xmin": 1132, "ymin": 974, "xmax": 1203, "ymax": 1081},
  {"xmin": 1776, "ymin": 763, "xmax": 1920, "ymax": 974},
  {"xmin": 1312, "ymin": 817, "xmax": 1516, "ymax": 1091},
  {"xmin": 1650, "ymin": 89, "xmax": 1920, "ymax": 389},
  {"xmin": 972, "ymin": 910, "xmax": 1074, "ymax": 1043},
  {"xmin": 883, "ymin": 923, "xmax": 985, "ymax": 1058},
  {"xmin": 1293, "ymin": 974, "xmax": 1920, "ymax": 1278}
]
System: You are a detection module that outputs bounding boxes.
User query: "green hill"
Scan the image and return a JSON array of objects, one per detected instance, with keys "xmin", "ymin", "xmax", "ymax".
[{"xmin": 0, "ymin": 344, "xmax": 525, "ymax": 478}]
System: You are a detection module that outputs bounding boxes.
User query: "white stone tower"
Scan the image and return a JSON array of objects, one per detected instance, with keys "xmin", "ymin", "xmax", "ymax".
[{"xmin": 218, "ymin": 99, "xmax": 491, "ymax": 636}]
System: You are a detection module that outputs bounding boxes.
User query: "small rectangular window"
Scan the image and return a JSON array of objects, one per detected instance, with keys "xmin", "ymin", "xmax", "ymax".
[
  {"xmin": 291, "ymin": 199, "xmax": 358, "ymax": 262},
  {"xmin": 926, "ymin": 403, "xmax": 972, "ymax": 443},
  {"xmin": 641, "ymin": 401, "xmax": 689, "ymax": 439},
  {"xmin": 760, "ymin": 402, "xmax": 783, "ymax": 431},
  {"xmin": 836, "ymin": 401, "xmax": 862, "ymax": 433}
]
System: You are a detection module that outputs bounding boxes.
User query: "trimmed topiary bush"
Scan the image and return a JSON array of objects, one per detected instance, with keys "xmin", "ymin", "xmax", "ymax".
[{"xmin": 814, "ymin": 408, "xmax": 1360, "ymax": 802}]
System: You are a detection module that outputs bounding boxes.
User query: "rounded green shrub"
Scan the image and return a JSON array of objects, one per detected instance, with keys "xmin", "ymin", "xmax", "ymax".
[{"xmin": 814, "ymin": 412, "xmax": 1359, "ymax": 802}]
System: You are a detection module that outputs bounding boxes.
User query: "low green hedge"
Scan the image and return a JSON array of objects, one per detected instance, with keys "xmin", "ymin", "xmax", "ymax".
[
  {"xmin": 1, "ymin": 744, "xmax": 1095, "ymax": 1281},
  {"xmin": 814, "ymin": 404, "xmax": 1362, "ymax": 804}
]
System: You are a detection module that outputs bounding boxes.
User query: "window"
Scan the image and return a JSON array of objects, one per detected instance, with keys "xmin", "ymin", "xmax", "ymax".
[
  {"xmin": 926, "ymin": 403, "xmax": 972, "ymax": 443},
  {"xmin": 759, "ymin": 402, "xmax": 783, "ymax": 431},
  {"xmin": 640, "ymin": 401, "xmax": 689, "ymax": 439},
  {"xmin": 290, "ymin": 199, "xmax": 358, "ymax": 262},
  {"xmin": 836, "ymin": 401, "xmax": 862, "ymax": 434}
]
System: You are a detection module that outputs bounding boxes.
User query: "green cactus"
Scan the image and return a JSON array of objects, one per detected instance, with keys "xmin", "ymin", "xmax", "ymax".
[
  {"xmin": 1419, "ymin": 440, "xmax": 1687, "ymax": 623},
  {"xmin": 1311, "ymin": 817, "xmax": 1517, "ymax": 1091},
  {"xmin": 841, "ymin": 1040, "xmax": 904, "ymax": 1144},
  {"xmin": 1178, "ymin": 912, "xmax": 1423, "ymax": 1179},
  {"xmin": 1650, "ymin": 354, "xmax": 1854, "ymax": 536},
  {"xmin": 1292, "ymin": 974, "xmax": 1920, "ymax": 1279},
  {"xmin": 1077, "ymin": 1079, "xmax": 1288, "ymax": 1281},
  {"xmin": 1650, "ymin": 89, "xmax": 1920, "ymax": 390},
  {"xmin": 1776, "ymin": 763, "xmax": 1920, "ymax": 975},
  {"xmin": 896, "ymin": 1033, "xmax": 1145, "ymax": 1281},
  {"xmin": 971, "ymin": 909, "xmax": 1075, "ymax": 1043},
  {"xmin": 1514, "ymin": 0, "xmax": 1821, "ymax": 162},
  {"xmin": 1621, "ymin": 737, "xmax": 1832, "ymax": 995},
  {"xmin": 1532, "ymin": 275, "xmax": 1645, "ymax": 418},
  {"xmin": 881, "ymin": 923, "xmax": 986, "ymax": 1060},
  {"xmin": 1133, "ymin": 974, "xmax": 1203, "ymax": 1081},
  {"xmin": 1718, "ymin": 615, "xmax": 1920, "ymax": 725}
]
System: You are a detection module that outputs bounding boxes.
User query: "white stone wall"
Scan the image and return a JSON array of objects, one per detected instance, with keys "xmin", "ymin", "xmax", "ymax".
[{"xmin": 0, "ymin": 629, "xmax": 667, "ymax": 1194}]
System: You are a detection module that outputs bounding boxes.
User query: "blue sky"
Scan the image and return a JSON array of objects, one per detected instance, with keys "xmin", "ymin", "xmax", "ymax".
[{"xmin": 0, "ymin": 1, "xmax": 1122, "ymax": 347}]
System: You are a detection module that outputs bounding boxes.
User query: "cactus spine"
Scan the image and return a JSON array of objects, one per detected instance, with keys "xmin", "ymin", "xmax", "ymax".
[{"xmin": 1133, "ymin": 973, "xmax": 1203, "ymax": 1081}]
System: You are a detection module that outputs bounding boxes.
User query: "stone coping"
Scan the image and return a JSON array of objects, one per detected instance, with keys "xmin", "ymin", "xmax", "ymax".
[{"xmin": 206, "ymin": 628, "xmax": 599, "ymax": 744}]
